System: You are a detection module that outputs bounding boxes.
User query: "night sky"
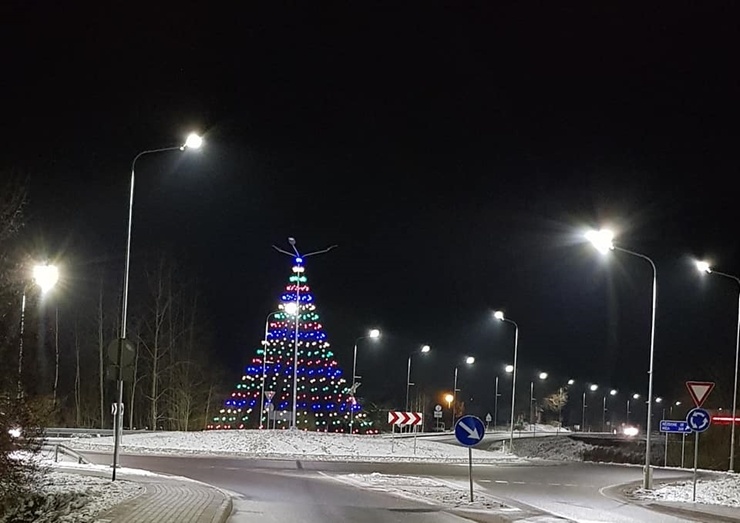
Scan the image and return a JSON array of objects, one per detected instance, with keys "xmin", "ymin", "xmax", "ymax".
[{"xmin": 3, "ymin": 4, "xmax": 740, "ymax": 418}]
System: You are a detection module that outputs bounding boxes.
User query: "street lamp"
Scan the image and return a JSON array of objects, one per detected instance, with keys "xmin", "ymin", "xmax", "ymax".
[
  {"xmin": 259, "ymin": 302, "xmax": 298, "ymax": 429},
  {"xmin": 406, "ymin": 345, "xmax": 431, "ymax": 412},
  {"xmin": 696, "ymin": 260, "xmax": 740, "ymax": 472},
  {"xmin": 349, "ymin": 328, "xmax": 381, "ymax": 433},
  {"xmin": 530, "ymin": 372, "xmax": 548, "ymax": 429},
  {"xmin": 113, "ymin": 132, "xmax": 203, "ymax": 481},
  {"xmin": 627, "ymin": 393, "xmax": 640, "ymax": 423},
  {"xmin": 602, "ymin": 389, "xmax": 617, "ymax": 432},
  {"xmin": 582, "ymin": 383, "xmax": 598, "ymax": 431},
  {"xmin": 452, "ymin": 356, "xmax": 475, "ymax": 425},
  {"xmin": 494, "ymin": 310, "xmax": 519, "ymax": 453},
  {"xmin": 586, "ymin": 228, "xmax": 658, "ymax": 489},
  {"xmin": 17, "ymin": 263, "xmax": 59, "ymax": 395}
]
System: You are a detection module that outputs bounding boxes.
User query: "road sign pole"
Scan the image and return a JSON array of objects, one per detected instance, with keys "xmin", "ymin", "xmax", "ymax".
[
  {"xmin": 664, "ymin": 432, "xmax": 668, "ymax": 466},
  {"xmin": 681, "ymin": 433, "xmax": 686, "ymax": 468},
  {"xmin": 468, "ymin": 446, "xmax": 474, "ymax": 502},
  {"xmin": 693, "ymin": 432, "xmax": 700, "ymax": 502}
]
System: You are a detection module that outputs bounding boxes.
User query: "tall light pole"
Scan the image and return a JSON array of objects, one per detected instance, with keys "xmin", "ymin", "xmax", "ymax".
[
  {"xmin": 349, "ymin": 328, "xmax": 381, "ymax": 433},
  {"xmin": 406, "ymin": 345, "xmax": 431, "ymax": 412},
  {"xmin": 582, "ymin": 383, "xmax": 598, "ymax": 431},
  {"xmin": 452, "ymin": 356, "xmax": 475, "ymax": 425},
  {"xmin": 113, "ymin": 133, "xmax": 202, "ymax": 481},
  {"xmin": 271, "ymin": 240, "xmax": 338, "ymax": 430},
  {"xmin": 696, "ymin": 261, "xmax": 740, "ymax": 472},
  {"xmin": 586, "ymin": 228, "xmax": 658, "ymax": 489},
  {"xmin": 259, "ymin": 304, "xmax": 298, "ymax": 429},
  {"xmin": 530, "ymin": 372, "xmax": 548, "ymax": 429},
  {"xmin": 603, "ymin": 389, "xmax": 617, "ymax": 432},
  {"xmin": 18, "ymin": 263, "xmax": 59, "ymax": 396},
  {"xmin": 627, "ymin": 393, "xmax": 640, "ymax": 424},
  {"xmin": 494, "ymin": 310, "xmax": 519, "ymax": 453}
]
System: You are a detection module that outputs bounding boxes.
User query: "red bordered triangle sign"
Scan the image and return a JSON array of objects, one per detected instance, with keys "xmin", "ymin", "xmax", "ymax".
[{"xmin": 686, "ymin": 381, "xmax": 715, "ymax": 407}]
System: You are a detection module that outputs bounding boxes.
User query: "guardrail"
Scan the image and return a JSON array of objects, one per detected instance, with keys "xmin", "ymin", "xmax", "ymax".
[
  {"xmin": 40, "ymin": 442, "xmax": 90, "ymax": 464},
  {"xmin": 44, "ymin": 427, "xmax": 152, "ymax": 438}
]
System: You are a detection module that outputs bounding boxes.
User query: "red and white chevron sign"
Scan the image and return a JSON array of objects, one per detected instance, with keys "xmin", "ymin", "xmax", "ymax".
[{"xmin": 388, "ymin": 411, "xmax": 423, "ymax": 426}]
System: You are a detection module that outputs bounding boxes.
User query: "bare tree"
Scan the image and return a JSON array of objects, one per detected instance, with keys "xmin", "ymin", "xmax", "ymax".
[
  {"xmin": 74, "ymin": 317, "xmax": 81, "ymax": 426},
  {"xmin": 97, "ymin": 277, "xmax": 106, "ymax": 428},
  {"xmin": 140, "ymin": 258, "xmax": 173, "ymax": 430}
]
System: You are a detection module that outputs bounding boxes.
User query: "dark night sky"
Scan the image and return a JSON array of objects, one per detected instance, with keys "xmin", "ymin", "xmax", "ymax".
[{"xmin": 3, "ymin": 3, "xmax": 740, "ymax": 417}]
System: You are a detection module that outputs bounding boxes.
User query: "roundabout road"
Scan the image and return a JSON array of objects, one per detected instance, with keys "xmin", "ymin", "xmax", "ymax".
[{"xmin": 82, "ymin": 451, "xmax": 697, "ymax": 522}]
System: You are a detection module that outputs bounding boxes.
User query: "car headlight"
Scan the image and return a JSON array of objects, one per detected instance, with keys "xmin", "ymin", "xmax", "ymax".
[{"xmin": 623, "ymin": 426, "xmax": 639, "ymax": 437}]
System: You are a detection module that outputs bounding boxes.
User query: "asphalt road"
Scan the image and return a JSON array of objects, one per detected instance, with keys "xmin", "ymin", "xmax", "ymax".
[{"xmin": 81, "ymin": 449, "xmax": 699, "ymax": 522}]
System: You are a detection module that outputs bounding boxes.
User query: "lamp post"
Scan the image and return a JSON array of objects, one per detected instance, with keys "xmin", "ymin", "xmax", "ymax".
[
  {"xmin": 582, "ymin": 383, "xmax": 598, "ymax": 431},
  {"xmin": 602, "ymin": 389, "xmax": 618, "ymax": 432},
  {"xmin": 349, "ymin": 328, "xmax": 380, "ymax": 433},
  {"xmin": 406, "ymin": 345, "xmax": 431, "ymax": 412},
  {"xmin": 696, "ymin": 261, "xmax": 740, "ymax": 472},
  {"xmin": 259, "ymin": 304, "xmax": 297, "ymax": 429},
  {"xmin": 586, "ymin": 228, "xmax": 658, "ymax": 489},
  {"xmin": 559, "ymin": 379, "xmax": 575, "ymax": 431},
  {"xmin": 530, "ymin": 372, "xmax": 548, "ymax": 429},
  {"xmin": 17, "ymin": 263, "xmax": 59, "ymax": 396},
  {"xmin": 113, "ymin": 133, "xmax": 202, "ymax": 481},
  {"xmin": 494, "ymin": 310, "xmax": 519, "ymax": 453},
  {"xmin": 452, "ymin": 356, "xmax": 475, "ymax": 425},
  {"xmin": 627, "ymin": 393, "xmax": 640, "ymax": 424}
]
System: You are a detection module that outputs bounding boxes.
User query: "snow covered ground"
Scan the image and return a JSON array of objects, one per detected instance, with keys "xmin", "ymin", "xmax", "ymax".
[
  {"xmin": 66, "ymin": 429, "xmax": 523, "ymax": 462},
  {"xmin": 634, "ymin": 473, "xmax": 740, "ymax": 508},
  {"xmin": 2, "ymin": 454, "xmax": 143, "ymax": 523}
]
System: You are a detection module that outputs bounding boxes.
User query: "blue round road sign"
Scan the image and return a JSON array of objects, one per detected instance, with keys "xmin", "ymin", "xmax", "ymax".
[
  {"xmin": 454, "ymin": 415, "xmax": 486, "ymax": 447},
  {"xmin": 686, "ymin": 407, "xmax": 711, "ymax": 433}
]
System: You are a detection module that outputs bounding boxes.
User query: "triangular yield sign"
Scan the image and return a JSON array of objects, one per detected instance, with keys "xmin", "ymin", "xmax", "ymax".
[{"xmin": 686, "ymin": 381, "xmax": 715, "ymax": 407}]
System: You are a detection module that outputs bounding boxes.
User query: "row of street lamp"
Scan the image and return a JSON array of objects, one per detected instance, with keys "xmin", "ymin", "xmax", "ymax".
[
  {"xmin": 23, "ymin": 132, "xmax": 736, "ymax": 490},
  {"xmin": 583, "ymin": 228, "xmax": 740, "ymax": 487}
]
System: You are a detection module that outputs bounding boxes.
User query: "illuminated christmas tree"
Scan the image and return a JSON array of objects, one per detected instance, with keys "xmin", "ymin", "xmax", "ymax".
[{"xmin": 209, "ymin": 254, "xmax": 371, "ymax": 432}]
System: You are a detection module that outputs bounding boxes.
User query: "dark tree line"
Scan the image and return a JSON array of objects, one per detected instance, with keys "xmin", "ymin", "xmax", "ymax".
[{"xmin": 0, "ymin": 178, "xmax": 228, "ymax": 434}]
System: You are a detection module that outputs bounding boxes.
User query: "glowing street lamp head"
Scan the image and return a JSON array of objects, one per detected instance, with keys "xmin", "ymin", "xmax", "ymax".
[
  {"xmin": 538, "ymin": 372, "xmax": 548, "ymax": 380},
  {"xmin": 33, "ymin": 264, "xmax": 59, "ymax": 293},
  {"xmin": 369, "ymin": 328, "xmax": 381, "ymax": 339},
  {"xmin": 420, "ymin": 345, "xmax": 431, "ymax": 353},
  {"xmin": 493, "ymin": 310, "xmax": 505, "ymax": 321},
  {"xmin": 675, "ymin": 401, "xmax": 681, "ymax": 406},
  {"xmin": 444, "ymin": 393, "xmax": 454, "ymax": 405},
  {"xmin": 505, "ymin": 364, "xmax": 514, "ymax": 373},
  {"xmin": 465, "ymin": 356, "xmax": 475, "ymax": 365},
  {"xmin": 567, "ymin": 379, "xmax": 575, "ymax": 385},
  {"xmin": 283, "ymin": 302, "xmax": 298, "ymax": 315},
  {"xmin": 585, "ymin": 229, "xmax": 614, "ymax": 254},
  {"xmin": 589, "ymin": 384, "xmax": 599, "ymax": 392},
  {"xmin": 183, "ymin": 132, "xmax": 203, "ymax": 149},
  {"xmin": 632, "ymin": 393, "xmax": 640, "ymax": 400},
  {"xmin": 610, "ymin": 389, "xmax": 618, "ymax": 396},
  {"xmin": 655, "ymin": 397, "xmax": 663, "ymax": 403},
  {"xmin": 696, "ymin": 260, "xmax": 712, "ymax": 274}
]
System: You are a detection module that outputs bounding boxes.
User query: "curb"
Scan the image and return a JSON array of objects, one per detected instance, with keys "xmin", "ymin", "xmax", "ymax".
[{"xmin": 602, "ymin": 475, "xmax": 740, "ymax": 523}]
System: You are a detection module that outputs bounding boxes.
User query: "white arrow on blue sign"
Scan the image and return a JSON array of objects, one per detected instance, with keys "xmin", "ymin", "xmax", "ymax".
[
  {"xmin": 454, "ymin": 415, "xmax": 486, "ymax": 447},
  {"xmin": 686, "ymin": 408, "xmax": 711, "ymax": 433},
  {"xmin": 659, "ymin": 420, "xmax": 692, "ymax": 434}
]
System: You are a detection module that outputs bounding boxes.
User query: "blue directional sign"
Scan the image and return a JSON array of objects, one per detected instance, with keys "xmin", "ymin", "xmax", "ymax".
[
  {"xmin": 659, "ymin": 420, "xmax": 692, "ymax": 434},
  {"xmin": 686, "ymin": 407, "xmax": 711, "ymax": 433},
  {"xmin": 454, "ymin": 415, "xmax": 486, "ymax": 447}
]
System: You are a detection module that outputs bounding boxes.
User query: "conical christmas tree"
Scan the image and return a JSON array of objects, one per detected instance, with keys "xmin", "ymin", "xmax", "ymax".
[{"xmin": 209, "ymin": 257, "xmax": 369, "ymax": 432}]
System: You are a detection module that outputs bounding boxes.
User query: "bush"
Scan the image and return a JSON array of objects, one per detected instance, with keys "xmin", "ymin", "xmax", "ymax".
[{"xmin": 0, "ymin": 394, "xmax": 43, "ymax": 519}]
